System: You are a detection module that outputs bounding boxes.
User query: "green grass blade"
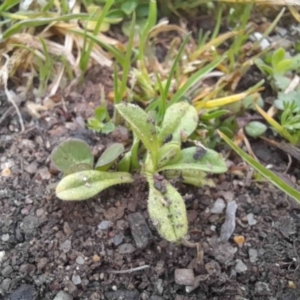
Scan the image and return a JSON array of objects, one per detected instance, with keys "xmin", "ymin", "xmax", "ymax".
[
  {"xmin": 163, "ymin": 33, "xmax": 191, "ymax": 113},
  {"xmin": 0, "ymin": 14, "xmax": 91, "ymax": 41},
  {"xmin": 170, "ymin": 56, "xmax": 225, "ymax": 105},
  {"xmin": 219, "ymin": 130, "xmax": 300, "ymax": 204}
]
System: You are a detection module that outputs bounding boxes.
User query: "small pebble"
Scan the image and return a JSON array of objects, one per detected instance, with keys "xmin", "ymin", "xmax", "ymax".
[
  {"xmin": 76, "ymin": 256, "xmax": 85, "ymax": 265},
  {"xmin": 98, "ymin": 220, "xmax": 114, "ymax": 230},
  {"xmin": 25, "ymin": 161, "xmax": 38, "ymax": 174},
  {"xmin": 174, "ymin": 269, "xmax": 195, "ymax": 286},
  {"xmin": 118, "ymin": 243, "xmax": 135, "ymax": 254},
  {"xmin": 112, "ymin": 285, "xmax": 117, "ymax": 291},
  {"xmin": 93, "ymin": 254, "xmax": 101, "ymax": 262},
  {"xmin": 1, "ymin": 278, "xmax": 12, "ymax": 291},
  {"xmin": 255, "ymin": 281, "xmax": 272, "ymax": 296},
  {"xmin": 2, "ymin": 265, "xmax": 13, "ymax": 277},
  {"xmin": 233, "ymin": 235, "xmax": 245, "ymax": 247},
  {"xmin": 72, "ymin": 274, "xmax": 81, "ymax": 285},
  {"xmin": 112, "ymin": 233, "xmax": 124, "ymax": 246},
  {"xmin": 211, "ymin": 198, "xmax": 226, "ymax": 214},
  {"xmin": 1, "ymin": 234, "xmax": 9, "ymax": 241},
  {"xmin": 60, "ymin": 240, "xmax": 72, "ymax": 253},
  {"xmin": 249, "ymin": 248, "xmax": 258, "ymax": 264},
  {"xmin": 235, "ymin": 259, "xmax": 248, "ymax": 273},
  {"xmin": 247, "ymin": 213, "xmax": 257, "ymax": 226},
  {"xmin": 53, "ymin": 291, "xmax": 73, "ymax": 300},
  {"xmin": 0, "ymin": 251, "xmax": 5, "ymax": 262},
  {"xmin": 1, "ymin": 167, "xmax": 11, "ymax": 177}
]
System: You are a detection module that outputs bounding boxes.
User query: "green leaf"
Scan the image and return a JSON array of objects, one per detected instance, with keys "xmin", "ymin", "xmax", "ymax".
[
  {"xmin": 157, "ymin": 142, "xmax": 182, "ymax": 169},
  {"xmin": 64, "ymin": 163, "xmax": 93, "ymax": 176},
  {"xmin": 51, "ymin": 138, "xmax": 94, "ymax": 172},
  {"xmin": 102, "ymin": 122, "xmax": 115, "ymax": 134},
  {"xmin": 158, "ymin": 147, "xmax": 227, "ymax": 174},
  {"xmin": 56, "ymin": 170, "xmax": 133, "ymax": 201},
  {"xmin": 95, "ymin": 107, "xmax": 107, "ymax": 122},
  {"xmin": 275, "ymin": 59, "xmax": 293, "ymax": 75},
  {"xmin": 96, "ymin": 143, "xmax": 125, "ymax": 171},
  {"xmin": 158, "ymin": 102, "xmax": 199, "ymax": 144},
  {"xmin": 121, "ymin": 0, "xmax": 138, "ymax": 15},
  {"xmin": 164, "ymin": 169, "xmax": 215, "ymax": 187},
  {"xmin": 147, "ymin": 174, "xmax": 188, "ymax": 243},
  {"xmin": 118, "ymin": 152, "xmax": 131, "ymax": 172},
  {"xmin": 245, "ymin": 121, "xmax": 267, "ymax": 138},
  {"xmin": 219, "ymin": 130, "xmax": 300, "ymax": 204},
  {"xmin": 115, "ymin": 103, "xmax": 159, "ymax": 163},
  {"xmin": 271, "ymin": 48, "xmax": 285, "ymax": 69}
]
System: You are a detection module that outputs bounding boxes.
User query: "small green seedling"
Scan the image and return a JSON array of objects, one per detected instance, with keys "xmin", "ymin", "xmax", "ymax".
[
  {"xmin": 51, "ymin": 102, "xmax": 227, "ymax": 243},
  {"xmin": 255, "ymin": 47, "xmax": 300, "ymax": 91},
  {"xmin": 87, "ymin": 106, "xmax": 115, "ymax": 134},
  {"xmin": 51, "ymin": 138, "xmax": 132, "ymax": 201},
  {"xmin": 116, "ymin": 102, "xmax": 227, "ymax": 242}
]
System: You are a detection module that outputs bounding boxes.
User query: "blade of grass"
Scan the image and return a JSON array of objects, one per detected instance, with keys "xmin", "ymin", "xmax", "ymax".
[
  {"xmin": 170, "ymin": 57, "xmax": 225, "ymax": 106},
  {"xmin": 0, "ymin": 14, "xmax": 92, "ymax": 41},
  {"xmin": 80, "ymin": 0, "xmax": 114, "ymax": 73},
  {"xmin": 162, "ymin": 33, "xmax": 191, "ymax": 113},
  {"xmin": 116, "ymin": 13, "xmax": 136, "ymax": 105},
  {"xmin": 218, "ymin": 130, "xmax": 300, "ymax": 204},
  {"xmin": 0, "ymin": 0, "xmax": 19, "ymax": 11},
  {"xmin": 255, "ymin": 104, "xmax": 296, "ymax": 144}
]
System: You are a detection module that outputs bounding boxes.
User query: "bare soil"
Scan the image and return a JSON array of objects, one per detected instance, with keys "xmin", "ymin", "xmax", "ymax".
[{"xmin": 1, "ymin": 66, "xmax": 300, "ymax": 300}]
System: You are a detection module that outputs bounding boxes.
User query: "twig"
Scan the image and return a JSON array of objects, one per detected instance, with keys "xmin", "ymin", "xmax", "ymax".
[{"xmin": 106, "ymin": 265, "xmax": 150, "ymax": 274}]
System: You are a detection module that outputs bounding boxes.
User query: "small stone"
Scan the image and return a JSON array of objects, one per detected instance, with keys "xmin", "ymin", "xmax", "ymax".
[
  {"xmin": 72, "ymin": 274, "xmax": 81, "ymax": 285},
  {"xmin": 174, "ymin": 269, "xmax": 195, "ymax": 286},
  {"xmin": 53, "ymin": 291, "xmax": 73, "ymax": 300},
  {"xmin": 211, "ymin": 198, "xmax": 226, "ymax": 214},
  {"xmin": 112, "ymin": 233, "xmax": 124, "ymax": 246},
  {"xmin": 155, "ymin": 279, "xmax": 164, "ymax": 295},
  {"xmin": 249, "ymin": 249, "xmax": 258, "ymax": 264},
  {"xmin": 22, "ymin": 216, "xmax": 39, "ymax": 234},
  {"xmin": 25, "ymin": 161, "xmax": 38, "ymax": 174},
  {"xmin": 76, "ymin": 256, "xmax": 85, "ymax": 265},
  {"xmin": 2, "ymin": 265, "xmax": 13, "ymax": 277},
  {"xmin": 275, "ymin": 216, "xmax": 296, "ymax": 238},
  {"xmin": 254, "ymin": 281, "xmax": 272, "ymax": 296},
  {"xmin": 220, "ymin": 201, "xmax": 237, "ymax": 242},
  {"xmin": 1, "ymin": 278, "xmax": 12, "ymax": 291},
  {"xmin": 19, "ymin": 263, "xmax": 36, "ymax": 274},
  {"xmin": 2, "ymin": 234, "xmax": 9, "ymax": 241},
  {"xmin": 205, "ymin": 261, "xmax": 221, "ymax": 276},
  {"xmin": 233, "ymin": 235, "xmax": 245, "ymax": 247},
  {"xmin": 0, "ymin": 251, "xmax": 5, "ymax": 262},
  {"xmin": 63, "ymin": 222, "xmax": 73, "ymax": 236},
  {"xmin": 150, "ymin": 296, "xmax": 163, "ymax": 300},
  {"xmin": 118, "ymin": 243, "xmax": 136, "ymax": 254},
  {"xmin": 7, "ymin": 284, "xmax": 36, "ymax": 300},
  {"xmin": 93, "ymin": 254, "xmax": 101, "ymax": 262},
  {"xmin": 66, "ymin": 281, "xmax": 77, "ymax": 294},
  {"xmin": 112, "ymin": 285, "xmax": 117, "ymax": 291},
  {"xmin": 235, "ymin": 259, "xmax": 248, "ymax": 273},
  {"xmin": 128, "ymin": 212, "xmax": 153, "ymax": 249},
  {"xmin": 210, "ymin": 237, "xmax": 237, "ymax": 264},
  {"xmin": 247, "ymin": 213, "xmax": 257, "ymax": 226},
  {"xmin": 98, "ymin": 220, "xmax": 113, "ymax": 230},
  {"xmin": 288, "ymin": 281, "xmax": 297, "ymax": 289},
  {"xmin": 60, "ymin": 240, "xmax": 72, "ymax": 253},
  {"xmin": 37, "ymin": 258, "xmax": 49, "ymax": 270},
  {"xmin": 36, "ymin": 208, "xmax": 45, "ymax": 217},
  {"xmin": 105, "ymin": 290, "xmax": 140, "ymax": 300},
  {"xmin": 37, "ymin": 167, "xmax": 51, "ymax": 180},
  {"xmin": 1, "ymin": 167, "xmax": 12, "ymax": 177}
]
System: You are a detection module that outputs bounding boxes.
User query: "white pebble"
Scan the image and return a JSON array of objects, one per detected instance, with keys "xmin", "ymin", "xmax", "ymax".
[{"xmin": 211, "ymin": 198, "xmax": 226, "ymax": 214}]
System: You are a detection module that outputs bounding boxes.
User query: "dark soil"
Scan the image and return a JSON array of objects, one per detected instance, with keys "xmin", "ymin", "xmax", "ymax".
[{"xmin": 1, "ymin": 66, "xmax": 300, "ymax": 300}]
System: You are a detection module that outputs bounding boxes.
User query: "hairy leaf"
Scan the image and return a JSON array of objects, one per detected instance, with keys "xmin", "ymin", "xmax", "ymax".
[
  {"xmin": 96, "ymin": 143, "xmax": 125, "ymax": 171},
  {"xmin": 158, "ymin": 102, "xmax": 198, "ymax": 144},
  {"xmin": 157, "ymin": 142, "xmax": 182, "ymax": 169},
  {"xmin": 164, "ymin": 169, "xmax": 215, "ymax": 187},
  {"xmin": 147, "ymin": 174, "xmax": 188, "ymax": 243},
  {"xmin": 158, "ymin": 147, "xmax": 227, "ymax": 173},
  {"xmin": 56, "ymin": 170, "xmax": 133, "ymax": 201},
  {"xmin": 51, "ymin": 138, "xmax": 93, "ymax": 172},
  {"xmin": 115, "ymin": 103, "xmax": 159, "ymax": 163}
]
